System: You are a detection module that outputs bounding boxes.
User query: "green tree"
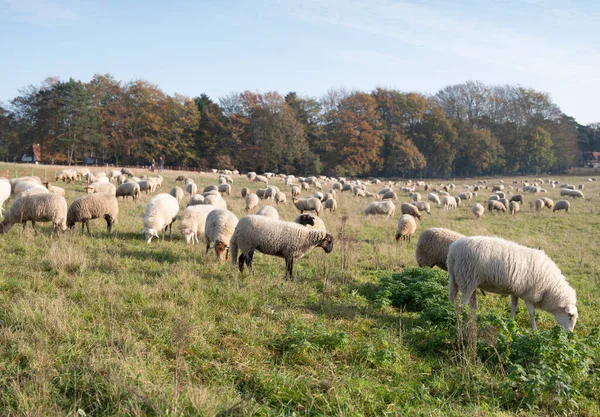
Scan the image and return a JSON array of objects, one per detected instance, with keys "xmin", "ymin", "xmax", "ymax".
[{"xmin": 523, "ymin": 127, "xmax": 556, "ymax": 174}]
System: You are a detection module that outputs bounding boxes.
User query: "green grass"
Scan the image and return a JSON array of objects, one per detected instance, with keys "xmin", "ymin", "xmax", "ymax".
[{"xmin": 0, "ymin": 163, "xmax": 599, "ymax": 416}]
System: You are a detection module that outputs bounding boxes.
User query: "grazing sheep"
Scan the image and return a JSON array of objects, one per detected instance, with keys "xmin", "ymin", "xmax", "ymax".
[
  {"xmin": 395, "ymin": 214, "xmax": 417, "ymax": 242},
  {"xmin": 274, "ymin": 191, "xmax": 287, "ymax": 205},
  {"xmin": 185, "ymin": 182, "xmax": 198, "ymax": 196},
  {"xmin": 256, "ymin": 189, "xmax": 266, "ymax": 199},
  {"xmin": 257, "ymin": 205, "xmax": 279, "ymax": 219},
  {"xmin": 203, "ymin": 185, "xmax": 217, "ymax": 193},
  {"xmin": 324, "ymin": 198, "xmax": 337, "ymax": 213},
  {"xmin": 218, "ymin": 183, "xmax": 231, "ymax": 196},
  {"xmin": 9, "ymin": 176, "xmax": 42, "ymax": 195},
  {"xmin": 488, "ymin": 194, "xmax": 499, "ymax": 201},
  {"xmin": 293, "ymin": 214, "xmax": 327, "ymax": 231},
  {"xmin": 412, "ymin": 201, "xmax": 431, "ymax": 216},
  {"xmin": 442, "ymin": 196, "xmax": 457, "ymax": 210},
  {"xmin": 400, "ymin": 203, "xmax": 422, "ymax": 220},
  {"xmin": 202, "ymin": 194, "xmax": 227, "ymax": 210},
  {"xmin": 411, "ymin": 192, "xmax": 421, "ymax": 202},
  {"xmin": 245, "ymin": 193, "xmax": 259, "ymax": 212},
  {"xmin": 42, "ymin": 182, "xmax": 65, "ymax": 197},
  {"xmin": 292, "ymin": 197, "xmax": 323, "ymax": 216},
  {"xmin": 291, "ymin": 185, "xmax": 301, "ymax": 197},
  {"xmin": 116, "ymin": 182, "xmax": 141, "ymax": 201},
  {"xmin": 170, "ymin": 186, "xmax": 184, "ymax": 203},
  {"xmin": 553, "ymin": 200, "xmax": 570, "ymax": 213},
  {"xmin": 364, "ymin": 201, "xmax": 396, "ymax": 219},
  {"xmin": 313, "ymin": 191, "xmax": 324, "ymax": 201},
  {"xmin": 498, "ymin": 197, "xmax": 509, "ymax": 209},
  {"xmin": 382, "ymin": 191, "xmax": 398, "ymax": 200},
  {"xmin": 416, "ymin": 228, "xmax": 464, "ymax": 270},
  {"xmin": 472, "ymin": 203, "xmax": 484, "ymax": 219},
  {"xmin": 241, "ymin": 187, "xmax": 249, "ymax": 198},
  {"xmin": 428, "ymin": 193, "xmax": 441, "ymax": 206},
  {"xmin": 0, "ymin": 178, "xmax": 10, "ymax": 215},
  {"xmin": 509, "ymin": 194, "xmax": 524, "ymax": 204},
  {"xmin": 202, "ymin": 190, "xmax": 220, "ymax": 198},
  {"xmin": 229, "ymin": 215, "xmax": 334, "ymax": 280},
  {"xmin": 86, "ymin": 182, "xmax": 116, "ymax": 195},
  {"xmin": 534, "ymin": 198, "xmax": 544, "ymax": 211},
  {"xmin": 488, "ymin": 200, "xmax": 506, "ymax": 213},
  {"xmin": 121, "ymin": 168, "xmax": 134, "ymax": 177},
  {"xmin": 447, "ymin": 236, "xmax": 578, "ymax": 332},
  {"xmin": 187, "ymin": 194, "xmax": 205, "ymax": 206},
  {"xmin": 542, "ymin": 197, "xmax": 554, "ymax": 209},
  {"xmin": 509, "ymin": 201, "xmax": 520, "ymax": 215},
  {"xmin": 142, "ymin": 193, "xmax": 180, "ymax": 243},
  {"xmin": 178, "ymin": 204, "xmax": 216, "ymax": 244},
  {"xmin": 0, "ymin": 193, "xmax": 67, "ymax": 236},
  {"xmin": 205, "ymin": 209, "xmax": 239, "ymax": 260},
  {"xmin": 67, "ymin": 193, "xmax": 119, "ymax": 235},
  {"xmin": 13, "ymin": 181, "xmax": 48, "ymax": 197}
]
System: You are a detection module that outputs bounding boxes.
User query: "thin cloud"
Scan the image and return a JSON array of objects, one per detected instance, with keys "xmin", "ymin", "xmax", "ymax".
[{"xmin": 2, "ymin": 0, "xmax": 79, "ymax": 25}]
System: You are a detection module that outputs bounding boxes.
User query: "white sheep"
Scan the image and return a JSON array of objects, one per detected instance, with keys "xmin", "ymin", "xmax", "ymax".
[
  {"xmin": 86, "ymin": 182, "xmax": 116, "ymax": 195},
  {"xmin": 472, "ymin": 203, "xmax": 484, "ymax": 219},
  {"xmin": 218, "ymin": 183, "xmax": 231, "ymax": 196},
  {"xmin": 229, "ymin": 215, "xmax": 334, "ymax": 280},
  {"xmin": 395, "ymin": 214, "xmax": 417, "ymax": 242},
  {"xmin": 142, "ymin": 193, "xmax": 180, "ymax": 243},
  {"xmin": 67, "ymin": 192, "xmax": 119, "ymax": 235},
  {"xmin": 324, "ymin": 198, "xmax": 337, "ymax": 213},
  {"xmin": 202, "ymin": 194, "xmax": 227, "ymax": 210},
  {"xmin": 185, "ymin": 182, "xmax": 198, "ymax": 196},
  {"xmin": 509, "ymin": 201, "xmax": 520, "ymax": 215},
  {"xmin": 257, "ymin": 205, "xmax": 279, "ymax": 219},
  {"xmin": 178, "ymin": 204, "xmax": 216, "ymax": 244},
  {"xmin": 246, "ymin": 193, "xmax": 259, "ymax": 212},
  {"xmin": 170, "ymin": 186, "xmax": 184, "ymax": 203},
  {"xmin": 412, "ymin": 201, "xmax": 431, "ymax": 216},
  {"xmin": 187, "ymin": 194, "xmax": 205, "ymax": 206},
  {"xmin": 0, "ymin": 178, "xmax": 10, "ymax": 215},
  {"xmin": 274, "ymin": 191, "xmax": 287, "ymax": 205},
  {"xmin": 292, "ymin": 197, "xmax": 322, "ymax": 216},
  {"xmin": 116, "ymin": 182, "xmax": 141, "ymax": 201},
  {"xmin": 204, "ymin": 209, "xmax": 239, "ymax": 260},
  {"xmin": 442, "ymin": 196, "xmax": 457, "ymax": 210},
  {"xmin": 553, "ymin": 200, "xmax": 570, "ymax": 213},
  {"xmin": 488, "ymin": 200, "xmax": 506, "ymax": 213},
  {"xmin": 416, "ymin": 228, "xmax": 464, "ymax": 270},
  {"xmin": 400, "ymin": 203, "xmax": 422, "ymax": 221},
  {"xmin": 0, "ymin": 193, "xmax": 67, "ymax": 236},
  {"xmin": 364, "ymin": 201, "xmax": 395, "ymax": 219},
  {"xmin": 447, "ymin": 236, "xmax": 578, "ymax": 332}
]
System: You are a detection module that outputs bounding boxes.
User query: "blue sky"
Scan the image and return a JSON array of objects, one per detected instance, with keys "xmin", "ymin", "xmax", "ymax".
[{"xmin": 1, "ymin": 0, "xmax": 599, "ymax": 124}]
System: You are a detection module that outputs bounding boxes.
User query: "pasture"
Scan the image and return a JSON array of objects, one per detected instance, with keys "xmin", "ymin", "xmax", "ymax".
[{"xmin": 0, "ymin": 163, "xmax": 599, "ymax": 416}]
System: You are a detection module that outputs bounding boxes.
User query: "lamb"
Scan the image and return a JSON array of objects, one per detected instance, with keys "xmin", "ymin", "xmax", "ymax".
[
  {"xmin": 204, "ymin": 209, "xmax": 239, "ymax": 260},
  {"xmin": 43, "ymin": 182, "xmax": 66, "ymax": 197},
  {"xmin": 67, "ymin": 192, "xmax": 119, "ymax": 235},
  {"xmin": 488, "ymin": 200, "xmax": 506, "ymax": 213},
  {"xmin": 412, "ymin": 201, "xmax": 431, "ymax": 215},
  {"xmin": 292, "ymin": 197, "xmax": 323, "ymax": 216},
  {"xmin": 0, "ymin": 193, "xmax": 67, "ymax": 236},
  {"xmin": 170, "ymin": 186, "xmax": 184, "ymax": 203},
  {"xmin": 395, "ymin": 214, "xmax": 417, "ymax": 242},
  {"xmin": 400, "ymin": 203, "xmax": 422, "ymax": 220},
  {"xmin": 187, "ymin": 194, "xmax": 205, "ymax": 206},
  {"xmin": 553, "ymin": 200, "xmax": 570, "ymax": 213},
  {"xmin": 246, "ymin": 193, "xmax": 259, "ymax": 212},
  {"xmin": 324, "ymin": 198, "xmax": 337, "ymax": 213},
  {"xmin": 472, "ymin": 203, "xmax": 484, "ymax": 219},
  {"xmin": 178, "ymin": 204, "xmax": 216, "ymax": 244},
  {"xmin": 116, "ymin": 182, "xmax": 141, "ymax": 201},
  {"xmin": 229, "ymin": 215, "xmax": 334, "ymax": 280},
  {"xmin": 293, "ymin": 214, "xmax": 327, "ymax": 231},
  {"xmin": 364, "ymin": 201, "xmax": 396, "ymax": 219},
  {"xmin": 257, "ymin": 205, "xmax": 279, "ymax": 219},
  {"xmin": 509, "ymin": 201, "xmax": 520, "ymax": 215},
  {"xmin": 447, "ymin": 236, "xmax": 578, "ymax": 332},
  {"xmin": 218, "ymin": 183, "xmax": 231, "ymax": 196},
  {"xmin": 142, "ymin": 193, "xmax": 180, "ymax": 243},
  {"xmin": 86, "ymin": 182, "xmax": 116, "ymax": 195},
  {"xmin": 416, "ymin": 228, "xmax": 464, "ymax": 270}
]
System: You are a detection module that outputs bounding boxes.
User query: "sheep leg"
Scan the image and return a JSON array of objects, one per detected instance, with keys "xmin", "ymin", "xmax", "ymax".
[
  {"xmin": 81, "ymin": 222, "xmax": 85, "ymax": 234},
  {"xmin": 86, "ymin": 220, "xmax": 92, "ymax": 236},
  {"xmin": 285, "ymin": 258, "xmax": 294, "ymax": 281},
  {"xmin": 205, "ymin": 239, "xmax": 210, "ymax": 254},
  {"xmin": 106, "ymin": 218, "xmax": 112, "ymax": 233},
  {"xmin": 21, "ymin": 221, "xmax": 27, "ymax": 234},
  {"xmin": 510, "ymin": 295, "xmax": 519, "ymax": 319},
  {"xmin": 32, "ymin": 221, "xmax": 38, "ymax": 236},
  {"xmin": 238, "ymin": 253, "xmax": 246, "ymax": 272},
  {"xmin": 246, "ymin": 250, "xmax": 254, "ymax": 271},
  {"xmin": 525, "ymin": 301, "xmax": 537, "ymax": 330}
]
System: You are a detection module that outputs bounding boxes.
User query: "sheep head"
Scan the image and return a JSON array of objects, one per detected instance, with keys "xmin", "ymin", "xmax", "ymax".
[{"xmin": 318, "ymin": 233, "xmax": 334, "ymax": 253}]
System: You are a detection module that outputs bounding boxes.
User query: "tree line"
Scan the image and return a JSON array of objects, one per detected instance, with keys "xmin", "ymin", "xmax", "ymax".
[{"xmin": 0, "ymin": 75, "xmax": 599, "ymax": 177}]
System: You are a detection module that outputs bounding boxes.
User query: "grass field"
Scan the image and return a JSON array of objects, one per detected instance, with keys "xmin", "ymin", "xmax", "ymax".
[{"xmin": 0, "ymin": 163, "xmax": 599, "ymax": 416}]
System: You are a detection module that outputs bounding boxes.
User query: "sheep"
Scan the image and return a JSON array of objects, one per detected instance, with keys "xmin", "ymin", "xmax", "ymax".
[
  {"xmin": 400, "ymin": 203, "xmax": 422, "ymax": 220},
  {"xmin": 498, "ymin": 197, "xmax": 509, "ymax": 209},
  {"xmin": 43, "ymin": 182, "xmax": 65, "ymax": 197},
  {"xmin": 13, "ymin": 181, "xmax": 48, "ymax": 197},
  {"xmin": 293, "ymin": 214, "xmax": 327, "ymax": 231},
  {"xmin": 509, "ymin": 201, "xmax": 520, "ymax": 215},
  {"xmin": 245, "ymin": 193, "xmax": 259, "ymax": 212},
  {"xmin": 274, "ymin": 191, "xmax": 287, "ymax": 205},
  {"xmin": 472, "ymin": 203, "xmax": 484, "ymax": 219},
  {"xmin": 412, "ymin": 201, "xmax": 431, "ymax": 216},
  {"xmin": 121, "ymin": 168, "xmax": 134, "ymax": 177},
  {"xmin": 488, "ymin": 194, "xmax": 499, "ymax": 201},
  {"xmin": 292, "ymin": 197, "xmax": 323, "ymax": 216},
  {"xmin": 324, "ymin": 198, "xmax": 337, "ymax": 213},
  {"xmin": 109, "ymin": 170, "xmax": 122, "ymax": 181},
  {"xmin": 20, "ymin": 186, "xmax": 49, "ymax": 197},
  {"xmin": 354, "ymin": 188, "xmax": 366, "ymax": 197},
  {"xmin": 202, "ymin": 194, "xmax": 227, "ymax": 210},
  {"xmin": 447, "ymin": 236, "xmax": 578, "ymax": 332},
  {"xmin": 9, "ymin": 176, "xmax": 42, "ymax": 194},
  {"xmin": 178, "ymin": 204, "xmax": 216, "ymax": 244},
  {"xmin": 187, "ymin": 194, "xmax": 205, "ymax": 206},
  {"xmin": 509, "ymin": 194, "xmax": 524, "ymax": 204},
  {"xmin": 553, "ymin": 200, "xmax": 570, "ymax": 213},
  {"xmin": 395, "ymin": 214, "xmax": 417, "ymax": 242},
  {"xmin": 256, "ymin": 188, "xmax": 266, "ymax": 199},
  {"xmin": 170, "ymin": 186, "xmax": 184, "ymax": 203},
  {"xmin": 241, "ymin": 187, "xmax": 249, "ymax": 198},
  {"xmin": 416, "ymin": 228, "xmax": 464, "ymax": 270},
  {"xmin": 428, "ymin": 193, "xmax": 441, "ymax": 206},
  {"xmin": 411, "ymin": 192, "xmax": 421, "ymax": 202},
  {"xmin": 313, "ymin": 191, "xmax": 324, "ymax": 201},
  {"xmin": 185, "ymin": 182, "xmax": 198, "ymax": 196},
  {"xmin": 256, "ymin": 205, "xmax": 279, "ymax": 219},
  {"xmin": 542, "ymin": 197, "xmax": 554, "ymax": 209},
  {"xmin": 0, "ymin": 178, "xmax": 10, "ymax": 215},
  {"xmin": 290, "ymin": 185, "xmax": 301, "ymax": 197},
  {"xmin": 202, "ymin": 190, "xmax": 220, "ymax": 198},
  {"xmin": 116, "ymin": 182, "xmax": 141, "ymax": 201},
  {"xmin": 488, "ymin": 200, "xmax": 506, "ymax": 213},
  {"xmin": 382, "ymin": 191, "xmax": 398, "ymax": 200},
  {"xmin": 203, "ymin": 185, "xmax": 217, "ymax": 193},
  {"xmin": 442, "ymin": 196, "xmax": 457, "ymax": 210},
  {"xmin": 204, "ymin": 209, "xmax": 239, "ymax": 260},
  {"xmin": 142, "ymin": 193, "xmax": 180, "ymax": 243},
  {"xmin": 86, "ymin": 182, "xmax": 116, "ymax": 195},
  {"xmin": 229, "ymin": 215, "xmax": 334, "ymax": 280},
  {"xmin": 341, "ymin": 184, "xmax": 352, "ymax": 192},
  {"xmin": 364, "ymin": 201, "xmax": 396, "ymax": 219},
  {"xmin": 494, "ymin": 191, "xmax": 506, "ymax": 199},
  {"xmin": 0, "ymin": 193, "xmax": 67, "ymax": 236},
  {"xmin": 67, "ymin": 192, "xmax": 119, "ymax": 235},
  {"xmin": 218, "ymin": 183, "xmax": 231, "ymax": 196}
]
